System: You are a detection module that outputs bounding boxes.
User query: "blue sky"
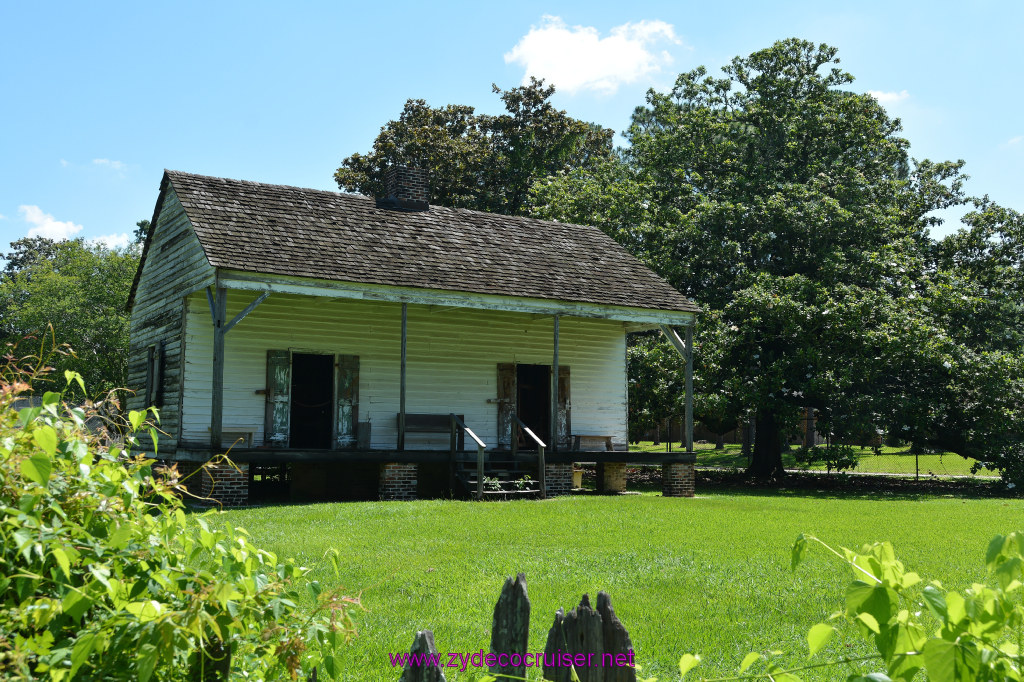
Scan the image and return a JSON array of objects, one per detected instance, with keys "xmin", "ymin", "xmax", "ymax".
[{"xmin": 1, "ymin": 0, "xmax": 1021, "ymax": 252}]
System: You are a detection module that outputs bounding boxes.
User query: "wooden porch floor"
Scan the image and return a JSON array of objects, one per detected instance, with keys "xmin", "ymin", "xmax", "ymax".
[{"xmin": 170, "ymin": 446, "xmax": 695, "ymax": 465}]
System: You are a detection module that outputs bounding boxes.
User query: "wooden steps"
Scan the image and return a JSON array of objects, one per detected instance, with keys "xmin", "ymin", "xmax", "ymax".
[{"xmin": 452, "ymin": 454, "xmax": 543, "ymax": 499}]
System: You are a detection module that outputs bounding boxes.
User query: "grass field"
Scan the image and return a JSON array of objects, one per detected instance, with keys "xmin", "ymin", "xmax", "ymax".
[
  {"xmin": 224, "ymin": 492, "xmax": 1022, "ymax": 680},
  {"xmin": 628, "ymin": 441, "xmax": 999, "ymax": 477}
]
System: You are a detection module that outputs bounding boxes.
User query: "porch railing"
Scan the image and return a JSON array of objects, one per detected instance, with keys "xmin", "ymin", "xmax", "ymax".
[
  {"xmin": 450, "ymin": 414, "xmax": 487, "ymax": 500},
  {"xmin": 511, "ymin": 416, "xmax": 546, "ymax": 500}
]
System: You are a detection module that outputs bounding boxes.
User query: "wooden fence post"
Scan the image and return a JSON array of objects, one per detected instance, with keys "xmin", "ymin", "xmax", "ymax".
[
  {"xmin": 544, "ymin": 595, "xmax": 604, "ymax": 682},
  {"xmin": 543, "ymin": 592, "xmax": 636, "ymax": 682},
  {"xmin": 399, "ymin": 577, "xmax": 634, "ymax": 682},
  {"xmin": 398, "ymin": 630, "xmax": 446, "ymax": 682},
  {"xmin": 596, "ymin": 592, "xmax": 636, "ymax": 682},
  {"xmin": 490, "ymin": 572, "xmax": 530, "ymax": 679}
]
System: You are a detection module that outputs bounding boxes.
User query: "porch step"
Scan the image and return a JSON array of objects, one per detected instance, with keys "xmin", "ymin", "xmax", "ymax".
[
  {"xmin": 453, "ymin": 466, "xmax": 541, "ymax": 499},
  {"xmin": 463, "ymin": 478, "xmax": 539, "ymax": 487}
]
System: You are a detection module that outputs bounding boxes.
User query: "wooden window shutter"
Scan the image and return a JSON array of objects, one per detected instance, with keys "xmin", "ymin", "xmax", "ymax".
[
  {"xmin": 265, "ymin": 350, "xmax": 291, "ymax": 446},
  {"xmin": 335, "ymin": 355, "xmax": 359, "ymax": 448},
  {"xmin": 144, "ymin": 345, "xmax": 155, "ymax": 406},
  {"xmin": 496, "ymin": 363, "xmax": 516, "ymax": 449},
  {"xmin": 557, "ymin": 366, "xmax": 571, "ymax": 449},
  {"xmin": 153, "ymin": 341, "xmax": 165, "ymax": 408},
  {"xmin": 144, "ymin": 343, "xmax": 165, "ymax": 407}
]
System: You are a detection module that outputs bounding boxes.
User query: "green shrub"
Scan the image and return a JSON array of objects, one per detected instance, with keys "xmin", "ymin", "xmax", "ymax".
[
  {"xmin": 0, "ymin": 350, "xmax": 357, "ymax": 680},
  {"xmin": 792, "ymin": 444, "xmax": 860, "ymax": 473},
  {"xmin": 680, "ymin": 533, "xmax": 1024, "ymax": 681}
]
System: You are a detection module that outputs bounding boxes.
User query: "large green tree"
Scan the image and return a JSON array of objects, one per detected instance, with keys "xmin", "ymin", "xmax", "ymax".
[
  {"xmin": 0, "ymin": 237, "xmax": 139, "ymax": 395},
  {"xmin": 335, "ymin": 78, "xmax": 614, "ymax": 215},
  {"xmin": 917, "ymin": 200, "xmax": 1024, "ymax": 481},
  {"xmin": 534, "ymin": 39, "xmax": 983, "ymax": 479}
]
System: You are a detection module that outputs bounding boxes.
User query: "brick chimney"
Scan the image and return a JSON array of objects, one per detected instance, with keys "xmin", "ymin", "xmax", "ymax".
[{"xmin": 376, "ymin": 165, "xmax": 429, "ymax": 211}]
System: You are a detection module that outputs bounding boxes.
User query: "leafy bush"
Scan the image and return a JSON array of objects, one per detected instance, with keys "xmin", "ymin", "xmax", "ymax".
[
  {"xmin": 0, "ymin": 349, "xmax": 357, "ymax": 680},
  {"xmin": 680, "ymin": 532, "xmax": 1024, "ymax": 681},
  {"xmin": 792, "ymin": 444, "xmax": 860, "ymax": 473}
]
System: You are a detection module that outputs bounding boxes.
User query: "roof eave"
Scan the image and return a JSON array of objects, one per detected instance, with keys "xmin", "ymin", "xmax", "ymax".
[{"xmin": 215, "ymin": 268, "xmax": 698, "ymax": 326}]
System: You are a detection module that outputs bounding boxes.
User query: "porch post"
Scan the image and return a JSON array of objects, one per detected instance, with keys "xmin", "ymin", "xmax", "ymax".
[
  {"xmin": 660, "ymin": 323, "xmax": 696, "ymax": 454},
  {"xmin": 551, "ymin": 314, "xmax": 559, "ymax": 452},
  {"xmin": 684, "ymin": 325, "xmax": 694, "ymax": 453},
  {"xmin": 210, "ymin": 286, "xmax": 227, "ymax": 449},
  {"xmin": 398, "ymin": 302, "xmax": 407, "ymax": 450}
]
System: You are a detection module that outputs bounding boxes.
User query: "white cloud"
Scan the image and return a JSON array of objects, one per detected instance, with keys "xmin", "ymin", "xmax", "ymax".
[
  {"xmin": 1007, "ymin": 135, "xmax": 1023, "ymax": 146},
  {"xmin": 868, "ymin": 89, "xmax": 910, "ymax": 104},
  {"xmin": 0, "ymin": 214, "xmax": 6, "ymax": 220},
  {"xmin": 60, "ymin": 159, "xmax": 70, "ymax": 167},
  {"xmin": 93, "ymin": 158, "xmax": 125, "ymax": 170},
  {"xmin": 19, "ymin": 205, "xmax": 84, "ymax": 240},
  {"xmin": 88, "ymin": 233, "xmax": 131, "ymax": 249},
  {"xmin": 505, "ymin": 16, "xmax": 680, "ymax": 95}
]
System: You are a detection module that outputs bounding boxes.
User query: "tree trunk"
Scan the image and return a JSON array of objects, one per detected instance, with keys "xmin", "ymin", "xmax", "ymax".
[
  {"xmin": 746, "ymin": 410, "xmax": 784, "ymax": 480},
  {"xmin": 803, "ymin": 407, "xmax": 815, "ymax": 448},
  {"xmin": 715, "ymin": 433, "xmax": 725, "ymax": 450}
]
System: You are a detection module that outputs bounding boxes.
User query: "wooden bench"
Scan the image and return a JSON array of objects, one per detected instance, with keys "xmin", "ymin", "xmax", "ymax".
[
  {"xmin": 572, "ymin": 434, "xmax": 614, "ymax": 452},
  {"xmin": 398, "ymin": 413, "xmax": 465, "ymax": 450}
]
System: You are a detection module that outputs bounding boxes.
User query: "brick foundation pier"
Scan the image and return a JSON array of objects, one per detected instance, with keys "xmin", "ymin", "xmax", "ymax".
[
  {"xmin": 168, "ymin": 460, "xmax": 250, "ymax": 506},
  {"xmin": 544, "ymin": 463, "xmax": 573, "ymax": 497},
  {"xmin": 379, "ymin": 463, "xmax": 418, "ymax": 500},
  {"xmin": 602, "ymin": 462, "xmax": 627, "ymax": 492},
  {"xmin": 662, "ymin": 461, "xmax": 695, "ymax": 497}
]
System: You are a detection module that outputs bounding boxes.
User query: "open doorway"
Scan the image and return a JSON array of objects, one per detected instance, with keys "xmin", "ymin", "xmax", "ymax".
[
  {"xmin": 516, "ymin": 364, "xmax": 550, "ymax": 450},
  {"xmin": 289, "ymin": 353, "xmax": 333, "ymax": 449}
]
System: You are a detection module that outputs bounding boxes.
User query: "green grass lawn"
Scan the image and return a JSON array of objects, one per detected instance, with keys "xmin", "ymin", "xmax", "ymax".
[
  {"xmin": 223, "ymin": 492, "xmax": 1022, "ymax": 681},
  {"xmin": 628, "ymin": 441, "xmax": 998, "ymax": 477}
]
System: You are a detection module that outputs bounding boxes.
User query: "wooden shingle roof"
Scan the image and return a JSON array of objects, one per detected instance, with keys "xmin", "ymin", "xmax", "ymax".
[{"xmin": 163, "ymin": 170, "xmax": 699, "ymax": 314}]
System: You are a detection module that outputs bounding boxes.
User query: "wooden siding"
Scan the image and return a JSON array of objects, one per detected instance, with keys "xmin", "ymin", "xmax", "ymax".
[
  {"xmin": 127, "ymin": 187, "xmax": 215, "ymax": 453},
  {"xmin": 179, "ymin": 293, "xmax": 628, "ymax": 451}
]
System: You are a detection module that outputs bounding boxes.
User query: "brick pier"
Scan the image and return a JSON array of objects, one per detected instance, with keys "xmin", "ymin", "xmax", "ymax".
[
  {"xmin": 544, "ymin": 463, "xmax": 573, "ymax": 497},
  {"xmin": 601, "ymin": 462, "xmax": 627, "ymax": 492},
  {"xmin": 662, "ymin": 461, "xmax": 695, "ymax": 497},
  {"xmin": 379, "ymin": 463, "xmax": 418, "ymax": 501},
  {"xmin": 169, "ymin": 460, "xmax": 250, "ymax": 506}
]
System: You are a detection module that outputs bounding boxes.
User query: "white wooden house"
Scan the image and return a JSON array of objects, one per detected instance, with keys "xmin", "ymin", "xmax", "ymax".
[{"xmin": 128, "ymin": 168, "xmax": 698, "ymax": 504}]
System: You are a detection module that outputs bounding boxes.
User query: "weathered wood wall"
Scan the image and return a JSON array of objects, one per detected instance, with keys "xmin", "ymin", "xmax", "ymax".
[
  {"xmin": 127, "ymin": 188, "xmax": 216, "ymax": 453},
  {"xmin": 178, "ymin": 292, "xmax": 628, "ymax": 451}
]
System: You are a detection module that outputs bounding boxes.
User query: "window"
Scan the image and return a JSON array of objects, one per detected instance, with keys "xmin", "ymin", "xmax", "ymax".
[{"xmin": 144, "ymin": 342, "xmax": 164, "ymax": 407}]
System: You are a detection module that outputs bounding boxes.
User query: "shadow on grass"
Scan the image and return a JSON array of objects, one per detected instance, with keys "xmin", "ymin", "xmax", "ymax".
[
  {"xmin": 581, "ymin": 464, "xmax": 1018, "ymax": 502},
  {"xmin": 692, "ymin": 469, "xmax": 1016, "ymax": 501}
]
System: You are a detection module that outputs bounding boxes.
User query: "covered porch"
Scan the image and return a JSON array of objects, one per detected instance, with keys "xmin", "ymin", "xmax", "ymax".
[{"xmin": 176, "ymin": 271, "xmax": 696, "ymax": 504}]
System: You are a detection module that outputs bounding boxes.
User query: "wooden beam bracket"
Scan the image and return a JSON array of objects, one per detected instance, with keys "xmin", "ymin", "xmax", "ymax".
[
  {"xmin": 223, "ymin": 291, "xmax": 270, "ymax": 334},
  {"xmin": 206, "ymin": 286, "xmax": 217, "ymax": 326},
  {"xmin": 660, "ymin": 324, "xmax": 695, "ymax": 453}
]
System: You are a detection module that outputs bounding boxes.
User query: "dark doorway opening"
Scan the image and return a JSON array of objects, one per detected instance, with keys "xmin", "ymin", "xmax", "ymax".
[
  {"xmin": 516, "ymin": 364, "xmax": 550, "ymax": 450},
  {"xmin": 290, "ymin": 353, "xmax": 333, "ymax": 449}
]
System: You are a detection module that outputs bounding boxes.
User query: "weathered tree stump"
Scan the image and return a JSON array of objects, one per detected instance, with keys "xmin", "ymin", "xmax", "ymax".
[
  {"xmin": 490, "ymin": 572, "xmax": 530, "ymax": 679},
  {"xmin": 596, "ymin": 592, "xmax": 636, "ymax": 682},
  {"xmin": 544, "ymin": 594, "xmax": 605, "ymax": 682},
  {"xmin": 398, "ymin": 630, "xmax": 446, "ymax": 682}
]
